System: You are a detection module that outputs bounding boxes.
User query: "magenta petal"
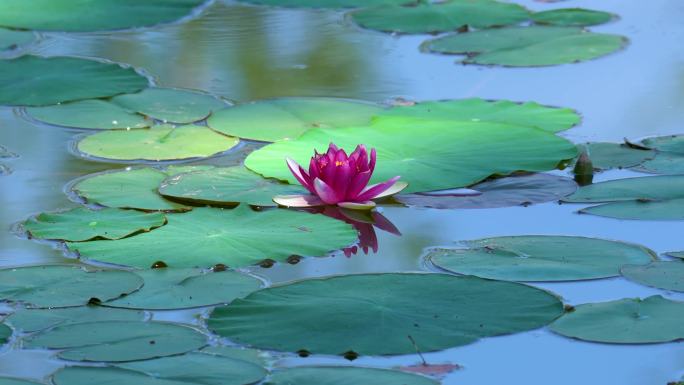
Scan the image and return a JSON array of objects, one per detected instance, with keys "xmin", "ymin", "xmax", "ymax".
[
  {"xmin": 333, "ymin": 162, "xmax": 353, "ymax": 198},
  {"xmin": 314, "ymin": 178, "xmax": 341, "ymax": 204},
  {"xmin": 368, "ymin": 148, "xmax": 377, "ymax": 173},
  {"xmin": 286, "ymin": 158, "xmax": 313, "ymax": 192},
  {"xmin": 356, "ymin": 176, "xmax": 401, "ymax": 201},
  {"xmin": 346, "ymin": 170, "xmax": 372, "ymax": 200}
]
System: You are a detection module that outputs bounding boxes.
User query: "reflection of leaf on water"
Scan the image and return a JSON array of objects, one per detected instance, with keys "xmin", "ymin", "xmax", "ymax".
[
  {"xmin": 320, "ymin": 206, "xmax": 400, "ymax": 257},
  {"xmin": 398, "ymin": 363, "xmax": 462, "ymax": 377}
]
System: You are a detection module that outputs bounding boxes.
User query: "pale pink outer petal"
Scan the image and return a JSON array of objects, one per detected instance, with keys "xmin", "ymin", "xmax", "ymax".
[
  {"xmin": 417, "ymin": 188, "xmax": 482, "ymax": 197},
  {"xmin": 338, "ymin": 201, "xmax": 377, "ymax": 210},
  {"xmin": 356, "ymin": 176, "xmax": 401, "ymax": 202},
  {"xmin": 286, "ymin": 158, "xmax": 314, "ymax": 193},
  {"xmin": 372, "ymin": 180, "xmax": 408, "ymax": 199},
  {"xmin": 273, "ymin": 194, "xmax": 325, "ymax": 208},
  {"xmin": 314, "ymin": 178, "xmax": 341, "ymax": 204}
]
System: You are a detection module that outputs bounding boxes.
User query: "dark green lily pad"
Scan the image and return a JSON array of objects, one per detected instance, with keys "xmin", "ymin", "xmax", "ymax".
[
  {"xmin": 550, "ymin": 296, "xmax": 684, "ymax": 344},
  {"xmin": 634, "ymin": 152, "xmax": 684, "ymax": 175},
  {"xmin": 531, "ymin": 8, "xmax": 615, "ymax": 27},
  {"xmin": 0, "ymin": 378, "xmax": 42, "ymax": 385},
  {"xmin": 208, "ymin": 273, "xmax": 563, "ymax": 356},
  {"xmin": 235, "ymin": 0, "xmax": 413, "ymax": 8},
  {"xmin": 246, "ymin": 117, "xmax": 577, "ymax": 193},
  {"xmin": 68, "ymin": 206, "xmax": 357, "ymax": 268},
  {"xmin": 106, "ymin": 268, "xmax": 263, "ymax": 310},
  {"xmin": 77, "ymin": 125, "xmax": 239, "ymax": 162},
  {"xmin": 0, "ymin": 28, "xmax": 35, "ymax": 51},
  {"xmin": 0, "ymin": 265, "xmax": 143, "ymax": 308},
  {"xmin": 621, "ymin": 262, "xmax": 684, "ymax": 292},
  {"xmin": 207, "ymin": 97, "xmax": 385, "ymax": 142},
  {"xmin": 0, "ymin": 0, "xmax": 205, "ymax": 32},
  {"xmin": 665, "ymin": 251, "xmax": 684, "ymax": 260},
  {"xmin": 26, "ymin": 100, "xmax": 150, "ymax": 130},
  {"xmin": 579, "ymin": 198, "xmax": 684, "ymax": 221},
  {"xmin": 427, "ymin": 235, "xmax": 655, "ymax": 282},
  {"xmin": 200, "ymin": 346, "xmax": 266, "ymax": 366},
  {"xmin": 5, "ymin": 306, "xmax": 145, "ymax": 333},
  {"xmin": 379, "ymin": 98, "xmax": 580, "ymax": 133},
  {"xmin": 350, "ymin": 0, "xmax": 529, "ymax": 34},
  {"xmin": 159, "ymin": 167, "xmax": 307, "ymax": 207},
  {"xmin": 396, "ymin": 173, "xmax": 577, "ymax": 209},
  {"xmin": 425, "ymin": 26, "xmax": 626, "ymax": 67},
  {"xmin": 26, "ymin": 320, "xmax": 206, "ymax": 362},
  {"xmin": 563, "ymin": 175, "xmax": 684, "ymax": 203},
  {"xmin": 0, "ymin": 323, "xmax": 10, "ymax": 344},
  {"xmin": 265, "ymin": 367, "xmax": 438, "ymax": 385},
  {"xmin": 23, "ymin": 208, "xmax": 166, "ymax": 241},
  {"xmin": 0, "ymin": 56, "xmax": 149, "ymax": 106},
  {"xmin": 111, "ymin": 88, "xmax": 229, "ymax": 124},
  {"xmin": 641, "ymin": 135, "xmax": 684, "ymax": 154},
  {"xmin": 581, "ymin": 142, "xmax": 655, "ymax": 170}
]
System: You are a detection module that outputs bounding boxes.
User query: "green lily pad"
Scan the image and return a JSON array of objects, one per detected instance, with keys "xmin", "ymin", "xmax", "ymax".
[
  {"xmin": 531, "ymin": 8, "xmax": 615, "ymax": 27},
  {"xmin": 379, "ymin": 98, "xmax": 580, "ymax": 133},
  {"xmin": 563, "ymin": 175, "xmax": 684, "ymax": 203},
  {"xmin": 665, "ymin": 251, "xmax": 684, "ymax": 260},
  {"xmin": 207, "ymin": 97, "xmax": 385, "ymax": 142},
  {"xmin": 234, "ymin": 0, "xmax": 413, "ymax": 9},
  {"xmin": 0, "ymin": 28, "xmax": 35, "ymax": 51},
  {"xmin": 621, "ymin": 262, "xmax": 684, "ymax": 292},
  {"xmin": 71, "ymin": 167, "xmax": 212, "ymax": 211},
  {"xmin": 208, "ymin": 273, "xmax": 563, "ymax": 356},
  {"xmin": 200, "ymin": 346, "xmax": 266, "ymax": 367},
  {"xmin": 550, "ymin": 296, "xmax": 684, "ymax": 344},
  {"xmin": 26, "ymin": 320, "xmax": 206, "ymax": 362},
  {"xmin": 23, "ymin": 208, "xmax": 166, "ymax": 241},
  {"xmin": 581, "ymin": 142, "xmax": 655, "ymax": 170},
  {"xmin": 641, "ymin": 135, "xmax": 684, "ymax": 154},
  {"xmin": 106, "ymin": 268, "xmax": 263, "ymax": 310},
  {"xmin": 265, "ymin": 367, "xmax": 438, "ymax": 385},
  {"xmin": 0, "ymin": 56, "xmax": 149, "ymax": 106},
  {"xmin": 396, "ymin": 173, "xmax": 577, "ymax": 209},
  {"xmin": 0, "ymin": 379, "xmax": 42, "ymax": 385},
  {"xmin": 634, "ymin": 152, "xmax": 684, "ymax": 174},
  {"xmin": 77, "ymin": 125, "xmax": 239, "ymax": 162},
  {"xmin": 159, "ymin": 167, "xmax": 307, "ymax": 207},
  {"xmin": 245, "ymin": 117, "xmax": 578, "ymax": 193},
  {"xmin": 579, "ymin": 198, "xmax": 684, "ymax": 221},
  {"xmin": 26, "ymin": 100, "xmax": 150, "ymax": 130},
  {"xmin": 0, "ymin": 265, "xmax": 143, "ymax": 308},
  {"xmin": 0, "ymin": 0, "xmax": 205, "ymax": 32},
  {"xmin": 0, "ymin": 323, "xmax": 10, "ymax": 344},
  {"xmin": 427, "ymin": 235, "xmax": 655, "ymax": 282},
  {"xmin": 425, "ymin": 26, "xmax": 626, "ymax": 67},
  {"xmin": 5, "ymin": 306, "xmax": 145, "ymax": 333},
  {"xmin": 111, "ymin": 88, "xmax": 229, "ymax": 124},
  {"xmin": 68, "ymin": 206, "xmax": 357, "ymax": 268},
  {"xmin": 350, "ymin": 0, "xmax": 529, "ymax": 34}
]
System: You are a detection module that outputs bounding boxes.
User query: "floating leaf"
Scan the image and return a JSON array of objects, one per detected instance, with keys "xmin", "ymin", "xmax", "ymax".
[
  {"xmin": 0, "ymin": 0, "xmax": 205, "ymax": 32},
  {"xmin": 550, "ymin": 296, "xmax": 684, "ymax": 344},
  {"xmin": 378, "ymin": 98, "xmax": 580, "ymax": 133},
  {"xmin": 665, "ymin": 251, "xmax": 684, "ymax": 260},
  {"xmin": 427, "ymin": 236, "xmax": 655, "ymax": 281},
  {"xmin": 397, "ymin": 173, "xmax": 577, "ymax": 209},
  {"xmin": 0, "ymin": 323, "xmax": 10, "ymax": 344},
  {"xmin": 26, "ymin": 100, "xmax": 150, "ymax": 130},
  {"xmin": 208, "ymin": 273, "xmax": 563, "ymax": 356},
  {"xmin": 0, "ymin": 56, "xmax": 149, "ymax": 106},
  {"xmin": 0, "ymin": 266, "xmax": 143, "ymax": 308},
  {"xmin": 23, "ymin": 208, "xmax": 166, "ymax": 241},
  {"xmin": 111, "ymin": 88, "xmax": 229, "ymax": 124},
  {"xmin": 159, "ymin": 167, "xmax": 307, "ymax": 207},
  {"xmin": 634, "ymin": 152, "xmax": 684, "ymax": 175},
  {"xmin": 564, "ymin": 175, "xmax": 684, "ymax": 203},
  {"xmin": 207, "ymin": 97, "xmax": 385, "ymax": 142},
  {"xmin": 0, "ymin": 28, "xmax": 35, "ymax": 51},
  {"xmin": 200, "ymin": 346, "xmax": 266, "ymax": 367},
  {"xmin": 579, "ymin": 198, "xmax": 684, "ymax": 221},
  {"xmin": 106, "ymin": 268, "xmax": 263, "ymax": 310},
  {"xmin": 621, "ymin": 262, "xmax": 684, "ymax": 292},
  {"xmin": 0, "ymin": 378, "xmax": 42, "ymax": 385},
  {"xmin": 68, "ymin": 206, "xmax": 357, "ymax": 268},
  {"xmin": 5, "ymin": 306, "xmax": 145, "ymax": 333},
  {"xmin": 425, "ymin": 26, "xmax": 625, "ymax": 67},
  {"xmin": 641, "ymin": 135, "xmax": 684, "ymax": 154},
  {"xmin": 531, "ymin": 8, "xmax": 615, "ymax": 26},
  {"xmin": 245, "ymin": 117, "xmax": 577, "ymax": 193},
  {"xmin": 265, "ymin": 367, "xmax": 438, "ymax": 385},
  {"xmin": 234, "ymin": 0, "xmax": 413, "ymax": 8},
  {"xmin": 350, "ymin": 0, "xmax": 529, "ymax": 34},
  {"xmin": 77, "ymin": 125, "xmax": 239, "ymax": 162},
  {"xmin": 26, "ymin": 321, "xmax": 206, "ymax": 362},
  {"xmin": 581, "ymin": 142, "xmax": 655, "ymax": 170}
]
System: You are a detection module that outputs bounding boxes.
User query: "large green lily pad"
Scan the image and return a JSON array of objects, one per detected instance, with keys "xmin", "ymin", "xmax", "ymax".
[
  {"xmin": 77, "ymin": 125, "xmax": 239, "ymax": 162},
  {"xmin": 68, "ymin": 206, "xmax": 357, "ymax": 268},
  {"xmin": 531, "ymin": 8, "xmax": 615, "ymax": 27},
  {"xmin": 207, "ymin": 97, "xmax": 385, "ymax": 142},
  {"xmin": 641, "ymin": 135, "xmax": 684, "ymax": 154},
  {"xmin": 245, "ymin": 117, "xmax": 578, "ymax": 193},
  {"xmin": 26, "ymin": 321, "xmax": 207, "ymax": 362},
  {"xmin": 396, "ymin": 173, "xmax": 577, "ymax": 209},
  {"xmin": 106, "ymin": 268, "xmax": 263, "ymax": 310},
  {"xmin": 5, "ymin": 306, "xmax": 145, "ymax": 333},
  {"xmin": 350, "ymin": 0, "xmax": 529, "ymax": 34},
  {"xmin": 621, "ymin": 262, "xmax": 684, "ymax": 292},
  {"xmin": 634, "ymin": 152, "xmax": 684, "ymax": 175},
  {"xmin": 0, "ymin": 56, "xmax": 149, "ymax": 106},
  {"xmin": 0, "ymin": 323, "xmax": 10, "ymax": 344},
  {"xmin": 235, "ymin": 0, "xmax": 413, "ymax": 8},
  {"xmin": 0, "ymin": 265, "xmax": 143, "ymax": 308},
  {"xmin": 563, "ymin": 175, "xmax": 684, "ymax": 203},
  {"xmin": 200, "ymin": 346, "xmax": 266, "ymax": 367},
  {"xmin": 208, "ymin": 273, "xmax": 563, "ymax": 356},
  {"xmin": 0, "ymin": 379, "xmax": 42, "ymax": 385},
  {"xmin": 665, "ymin": 251, "xmax": 684, "ymax": 260},
  {"xmin": 424, "ymin": 26, "xmax": 626, "ymax": 67},
  {"xmin": 23, "ymin": 208, "xmax": 166, "ymax": 241},
  {"xmin": 0, "ymin": 0, "xmax": 205, "ymax": 32},
  {"xmin": 427, "ymin": 235, "xmax": 655, "ymax": 282},
  {"xmin": 265, "ymin": 367, "xmax": 438, "ymax": 385},
  {"xmin": 0, "ymin": 28, "xmax": 35, "ymax": 51},
  {"xmin": 581, "ymin": 142, "xmax": 655, "ymax": 170},
  {"xmin": 111, "ymin": 88, "xmax": 229, "ymax": 124},
  {"xmin": 579, "ymin": 198, "xmax": 684, "ymax": 221},
  {"xmin": 379, "ymin": 98, "xmax": 580, "ymax": 133},
  {"xmin": 26, "ymin": 100, "xmax": 150, "ymax": 130},
  {"xmin": 549, "ymin": 296, "xmax": 684, "ymax": 344},
  {"xmin": 159, "ymin": 167, "xmax": 307, "ymax": 207}
]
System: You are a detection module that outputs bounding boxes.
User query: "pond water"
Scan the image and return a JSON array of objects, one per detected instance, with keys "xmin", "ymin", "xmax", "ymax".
[{"xmin": 1, "ymin": 0, "xmax": 683, "ymax": 384}]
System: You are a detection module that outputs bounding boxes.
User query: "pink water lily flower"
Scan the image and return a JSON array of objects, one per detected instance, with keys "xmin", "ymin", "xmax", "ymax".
[{"xmin": 274, "ymin": 143, "xmax": 407, "ymax": 210}]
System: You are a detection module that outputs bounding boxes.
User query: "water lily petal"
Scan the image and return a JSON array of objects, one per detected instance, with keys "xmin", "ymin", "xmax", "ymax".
[
  {"xmin": 286, "ymin": 158, "xmax": 314, "ymax": 192},
  {"xmin": 417, "ymin": 188, "xmax": 482, "ymax": 197},
  {"xmin": 368, "ymin": 148, "xmax": 377, "ymax": 173},
  {"xmin": 338, "ymin": 201, "xmax": 377, "ymax": 210},
  {"xmin": 347, "ymin": 170, "xmax": 372, "ymax": 200},
  {"xmin": 273, "ymin": 194, "xmax": 325, "ymax": 208},
  {"xmin": 356, "ymin": 176, "xmax": 401, "ymax": 201},
  {"xmin": 373, "ymin": 180, "xmax": 408, "ymax": 199},
  {"xmin": 314, "ymin": 178, "xmax": 341, "ymax": 204}
]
